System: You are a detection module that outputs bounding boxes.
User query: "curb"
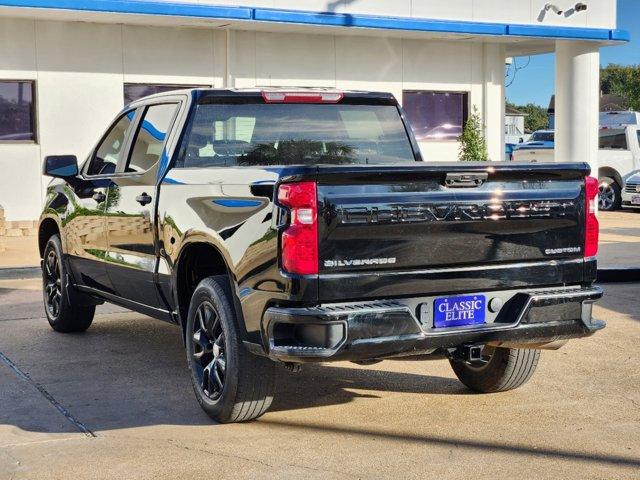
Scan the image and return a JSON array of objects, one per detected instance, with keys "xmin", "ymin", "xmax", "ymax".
[{"xmin": 0, "ymin": 266, "xmax": 41, "ymax": 280}]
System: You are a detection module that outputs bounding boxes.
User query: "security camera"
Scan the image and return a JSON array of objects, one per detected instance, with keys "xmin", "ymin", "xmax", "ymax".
[
  {"xmin": 545, "ymin": 3, "xmax": 563, "ymax": 15},
  {"xmin": 575, "ymin": 3, "xmax": 588, "ymax": 12}
]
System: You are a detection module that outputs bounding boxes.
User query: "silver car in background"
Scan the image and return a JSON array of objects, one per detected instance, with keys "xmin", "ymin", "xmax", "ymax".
[{"xmin": 622, "ymin": 172, "xmax": 640, "ymax": 209}]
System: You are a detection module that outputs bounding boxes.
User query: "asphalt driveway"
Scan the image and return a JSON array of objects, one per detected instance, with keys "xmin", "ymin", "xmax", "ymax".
[{"xmin": 0, "ymin": 278, "xmax": 638, "ymax": 479}]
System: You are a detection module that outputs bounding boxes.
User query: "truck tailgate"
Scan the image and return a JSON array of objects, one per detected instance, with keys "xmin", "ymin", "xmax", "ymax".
[{"xmin": 316, "ymin": 163, "xmax": 590, "ymax": 301}]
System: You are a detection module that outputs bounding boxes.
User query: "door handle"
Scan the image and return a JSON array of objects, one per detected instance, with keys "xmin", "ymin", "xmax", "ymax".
[
  {"xmin": 92, "ymin": 191, "xmax": 106, "ymax": 203},
  {"xmin": 136, "ymin": 192, "xmax": 153, "ymax": 206}
]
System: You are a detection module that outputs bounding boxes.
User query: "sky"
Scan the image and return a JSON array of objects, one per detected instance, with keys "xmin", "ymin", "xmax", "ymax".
[{"xmin": 506, "ymin": 0, "xmax": 640, "ymax": 107}]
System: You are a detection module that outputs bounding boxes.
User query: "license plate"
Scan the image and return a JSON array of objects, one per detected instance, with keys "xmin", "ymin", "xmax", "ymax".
[
  {"xmin": 434, "ymin": 295, "xmax": 486, "ymax": 328},
  {"xmin": 632, "ymin": 195, "xmax": 640, "ymax": 205}
]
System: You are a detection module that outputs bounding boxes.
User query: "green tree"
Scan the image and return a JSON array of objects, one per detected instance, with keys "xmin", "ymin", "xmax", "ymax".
[
  {"xmin": 458, "ymin": 106, "xmax": 489, "ymax": 161},
  {"xmin": 507, "ymin": 102, "xmax": 549, "ymax": 133},
  {"xmin": 601, "ymin": 64, "xmax": 640, "ymax": 111}
]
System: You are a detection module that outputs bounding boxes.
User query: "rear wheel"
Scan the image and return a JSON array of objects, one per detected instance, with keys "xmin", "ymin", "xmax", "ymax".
[
  {"xmin": 598, "ymin": 176, "xmax": 621, "ymax": 211},
  {"xmin": 449, "ymin": 346, "xmax": 540, "ymax": 393},
  {"xmin": 185, "ymin": 275, "xmax": 276, "ymax": 423},
  {"xmin": 42, "ymin": 235, "xmax": 95, "ymax": 333}
]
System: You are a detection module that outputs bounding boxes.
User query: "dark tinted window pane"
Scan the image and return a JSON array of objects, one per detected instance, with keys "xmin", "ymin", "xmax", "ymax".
[
  {"xmin": 126, "ymin": 103, "xmax": 177, "ymax": 173},
  {"xmin": 403, "ymin": 91, "xmax": 468, "ymax": 141},
  {"xmin": 124, "ymin": 84, "xmax": 207, "ymax": 104},
  {"xmin": 88, "ymin": 111, "xmax": 135, "ymax": 175},
  {"xmin": 175, "ymin": 103, "xmax": 415, "ymax": 168},
  {"xmin": 0, "ymin": 81, "xmax": 35, "ymax": 141},
  {"xmin": 530, "ymin": 131, "xmax": 555, "ymax": 142},
  {"xmin": 599, "ymin": 130, "xmax": 628, "ymax": 150}
]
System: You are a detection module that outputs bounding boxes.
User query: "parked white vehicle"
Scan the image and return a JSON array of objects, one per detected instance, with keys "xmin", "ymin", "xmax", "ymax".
[
  {"xmin": 511, "ymin": 130, "xmax": 555, "ymax": 163},
  {"xmin": 512, "ymin": 124, "xmax": 640, "ymax": 211},
  {"xmin": 621, "ymin": 172, "xmax": 640, "ymax": 209},
  {"xmin": 597, "ymin": 125, "xmax": 640, "ymax": 210}
]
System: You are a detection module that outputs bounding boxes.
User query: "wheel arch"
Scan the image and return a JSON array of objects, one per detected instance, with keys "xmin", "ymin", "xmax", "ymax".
[
  {"xmin": 173, "ymin": 239, "xmax": 238, "ymax": 339},
  {"xmin": 38, "ymin": 217, "xmax": 61, "ymax": 258},
  {"xmin": 598, "ymin": 167, "xmax": 623, "ymax": 188}
]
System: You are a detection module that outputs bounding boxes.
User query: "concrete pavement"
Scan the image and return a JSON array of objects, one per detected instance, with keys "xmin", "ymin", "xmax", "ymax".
[
  {"xmin": 0, "ymin": 278, "xmax": 639, "ymax": 479},
  {"xmin": 598, "ymin": 210, "xmax": 640, "ymax": 269}
]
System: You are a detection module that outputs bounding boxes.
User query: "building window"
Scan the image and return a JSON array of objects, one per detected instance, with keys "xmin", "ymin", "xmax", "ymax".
[
  {"xmin": 124, "ymin": 83, "xmax": 209, "ymax": 105},
  {"xmin": 403, "ymin": 91, "xmax": 468, "ymax": 141},
  {"xmin": 0, "ymin": 81, "xmax": 36, "ymax": 142}
]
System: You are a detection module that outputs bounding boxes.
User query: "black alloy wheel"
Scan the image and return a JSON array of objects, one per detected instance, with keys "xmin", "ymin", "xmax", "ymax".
[
  {"xmin": 43, "ymin": 249, "xmax": 63, "ymax": 320},
  {"xmin": 185, "ymin": 275, "xmax": 276, "ymax": 423},
  {"xmin": 41, "ymin": 234, "xmax": 95, "ymax": 332},
  {"xmin": 191, "ymin": 300, "xmax": 227, "ymax": 400}
]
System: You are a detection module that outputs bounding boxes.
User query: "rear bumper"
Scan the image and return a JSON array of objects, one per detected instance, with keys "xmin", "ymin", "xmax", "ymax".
[{"xmin": 262, "ymin": 286, "xmax": 604, "ymax": 362}]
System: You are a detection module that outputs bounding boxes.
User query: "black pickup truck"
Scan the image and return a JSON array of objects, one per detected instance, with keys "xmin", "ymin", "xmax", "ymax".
[{"xmin": 39, "ymin": 88, "xmax": 603, "ymax": 423}]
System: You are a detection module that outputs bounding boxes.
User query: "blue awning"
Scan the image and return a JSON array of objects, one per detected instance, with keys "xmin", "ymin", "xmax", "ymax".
[{"xmin": 0, "ymin": 0, "xmax": 630, "ymax": 43}]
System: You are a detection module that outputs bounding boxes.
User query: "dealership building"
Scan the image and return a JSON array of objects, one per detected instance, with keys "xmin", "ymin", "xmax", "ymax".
[{"xmin": 0, "ymin": 0, "xmax": 628, "ymax": 227}]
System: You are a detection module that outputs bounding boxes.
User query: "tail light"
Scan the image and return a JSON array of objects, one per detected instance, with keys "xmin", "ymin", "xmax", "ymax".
[
  {"xmin": 262, "ymin": 91, "xmax": 343, "ymax": 104},
  {"xmin": 277, "ymin": 181, "xmax": 318, "ymax": 275},
  {"xmin": 584, "ymin": 176, "xmax": 599, "ymax": 257}
]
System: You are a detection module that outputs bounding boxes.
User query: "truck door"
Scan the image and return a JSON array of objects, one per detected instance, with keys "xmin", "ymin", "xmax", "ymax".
[
  {"xmin": 104, "ymin": 102, "xmax": 180, "ymax": 307},
  {"xmin": 68, "ymin": 109, "xmax": 138, "ymax": 293}
]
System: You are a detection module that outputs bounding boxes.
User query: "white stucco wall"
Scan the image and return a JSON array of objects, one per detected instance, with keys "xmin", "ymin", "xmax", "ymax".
[
  {"xmin": 0, "ymin": 18, "xmax": 219, "ymax": 221},
  {"xmin": 229, "ymin": 30, "xmax": 500, "ymax": 163},
  {"xmin": 0, "ymin": 18, "xmax": 42, "ymax": 222},
  {"xmin": 0, "ymin": 16, "xmax": 509, "ymax": 221}
]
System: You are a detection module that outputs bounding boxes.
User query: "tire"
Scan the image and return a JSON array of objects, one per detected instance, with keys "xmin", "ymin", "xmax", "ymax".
[
  {"xmin": 42, "ymin": 234, "xmax": 95, "ymax": 333},
  {"xmin": 185, "ymin": 275, "xmax": 276, "ymax": 423},
  {"xmin": 598, "ymin": 176, "xmax": 622, "ymax": 211},
  {"xmin": 449, "ymin": 346, "xmax": 540, "ymax": 393}
]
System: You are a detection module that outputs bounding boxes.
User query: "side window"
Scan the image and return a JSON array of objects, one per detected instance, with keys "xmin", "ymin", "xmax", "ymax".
[
  {"xmin": 125, "ymin": 103, "xmax": 177, "ymax": 173},
  {"xmin": 87, "ymin": 111, "xmax": 135, "ymax": 176},
  {"xmin": 599, "ymin": 130, "xmax": 628, "ymax": 150}
]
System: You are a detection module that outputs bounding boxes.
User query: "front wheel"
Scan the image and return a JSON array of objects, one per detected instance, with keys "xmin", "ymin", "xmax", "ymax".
[
  {"xmin": 598, "ymin": 177, "xmax": 621, "ymax": 211},
  {"xmin": 42, "ymin": 235, "xmax": 95, "ymax": 333},
  {"xmin": 185, "ymin": 276, "xmax": 276, "ymax": 423},
  {"xmin": 449, "ymin": 346, "xmax": 540, "ymax": 393}
]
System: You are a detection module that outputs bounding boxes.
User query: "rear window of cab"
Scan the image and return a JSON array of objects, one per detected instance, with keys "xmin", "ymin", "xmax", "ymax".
[{"xmin": 174, "ymin": 102, "xmax": 416, "ymax": 168}]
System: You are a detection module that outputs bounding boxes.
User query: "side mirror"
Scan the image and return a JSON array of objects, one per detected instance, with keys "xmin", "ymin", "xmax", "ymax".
[{"xmin": 43, "ymin": 155, "xmax": 78, "ymax": 178}]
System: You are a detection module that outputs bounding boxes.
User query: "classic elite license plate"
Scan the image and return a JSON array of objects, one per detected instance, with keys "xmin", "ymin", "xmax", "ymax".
[
  {"xmin": 434, "ymin": 295, "xmax": 486, "ymax": 328},
  {"xmin": 632, "ymin": 195, "xmax": 640, "ymax": 205}
]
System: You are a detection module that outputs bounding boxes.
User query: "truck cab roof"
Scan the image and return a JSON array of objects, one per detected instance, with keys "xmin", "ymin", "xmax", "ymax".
[{"xmin": 127, "ymin": 87, "xmax": 397, "ymax": 107}]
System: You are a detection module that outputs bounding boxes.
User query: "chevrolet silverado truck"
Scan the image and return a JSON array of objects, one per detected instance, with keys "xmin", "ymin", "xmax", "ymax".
[{"xmin": 39, "ymin": 88, "xmax": 603, "ymax": 423}]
